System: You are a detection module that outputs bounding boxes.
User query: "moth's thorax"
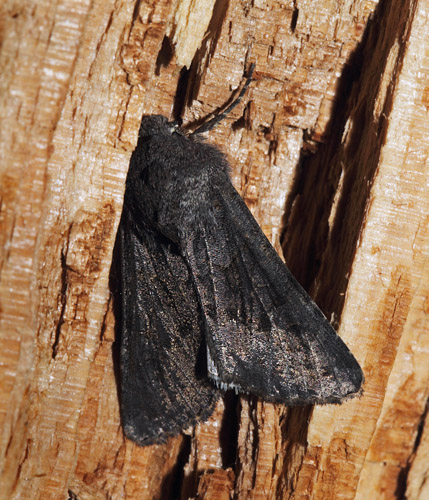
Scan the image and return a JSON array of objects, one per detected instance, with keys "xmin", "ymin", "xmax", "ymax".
[{"xmin": 126, "ymin": 115, "xmax": 230, "ymax": 243}]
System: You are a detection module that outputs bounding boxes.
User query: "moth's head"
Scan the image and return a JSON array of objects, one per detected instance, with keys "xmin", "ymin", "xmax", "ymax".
[
  {"xmin": 137, "ymin": 64, "xmax": 255, "ymax": 143},
  {"xmin": 138, "ymin": 115, "xmax": 182, "ymax": 139}
]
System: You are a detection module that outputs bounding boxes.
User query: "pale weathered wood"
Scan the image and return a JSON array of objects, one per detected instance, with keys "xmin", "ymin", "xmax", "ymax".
[
  {"xmin": 0, "ymin": 0, "xmax": 427, "ymax": 499},
  {"xmin": 407, "ymin": 395, "xmax": 429, "ymax": 500}
]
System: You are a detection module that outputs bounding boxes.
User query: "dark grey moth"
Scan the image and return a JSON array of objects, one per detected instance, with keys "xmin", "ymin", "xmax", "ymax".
[{"xmin": 118, "ymin": 69, "xmax": 363, "ymax": 446}]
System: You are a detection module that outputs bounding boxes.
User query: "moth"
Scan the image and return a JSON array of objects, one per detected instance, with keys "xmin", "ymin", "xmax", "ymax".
[{"xmin": 117, "ymin": 67, "xmax": 363, "ymax": 446}]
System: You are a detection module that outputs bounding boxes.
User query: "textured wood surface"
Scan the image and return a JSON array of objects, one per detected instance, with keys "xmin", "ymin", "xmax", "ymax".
[{"xmin": 0, "ymin": 0, "xmax": 427, "ymax": 499}]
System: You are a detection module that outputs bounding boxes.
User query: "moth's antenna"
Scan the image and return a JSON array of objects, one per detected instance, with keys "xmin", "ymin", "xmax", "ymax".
[{"xmin": 191, "ymin": 63, "xmax": 255, "ymax": 136}]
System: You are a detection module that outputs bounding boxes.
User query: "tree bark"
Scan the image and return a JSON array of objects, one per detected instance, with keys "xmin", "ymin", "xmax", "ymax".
[{"xmin": 0, "ymin": 0, "xmax": 427, "ymax": 499}]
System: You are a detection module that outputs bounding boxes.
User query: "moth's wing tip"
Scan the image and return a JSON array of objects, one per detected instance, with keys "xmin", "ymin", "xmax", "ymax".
[
  {"xmin": 310, "ymin": 367, "xmax": 365, "ymax": 405},
  {"xmin": 208, "ymin": 352, "xmax": 365, "ymax": 407},
  {"xmin": 123, "ymin": 423, "xmax": 166, "ymax": 447},
  {"xmin": 121, "ymin": 391, "xmax": 221, "ymax": 447},
  {"xmin": 335, "ymin": 357, "xmax": 365, "ymax": 400},
  {"xmin": 316, "ymin": 385, "xmax": 365, "ymax": 406},
  {"xmin": 123, "ymin": 419, "xmax": 191, "ymax": 447}
]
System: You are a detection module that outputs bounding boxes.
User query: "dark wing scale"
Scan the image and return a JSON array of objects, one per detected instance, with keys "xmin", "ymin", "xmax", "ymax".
[
  {"xmin": 119, "ymin": 207, "xmax": 219, "ymax": 445},
  {"xmin": 183, "ymin": 171, "xmax": 363, "ymax": 405}
]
